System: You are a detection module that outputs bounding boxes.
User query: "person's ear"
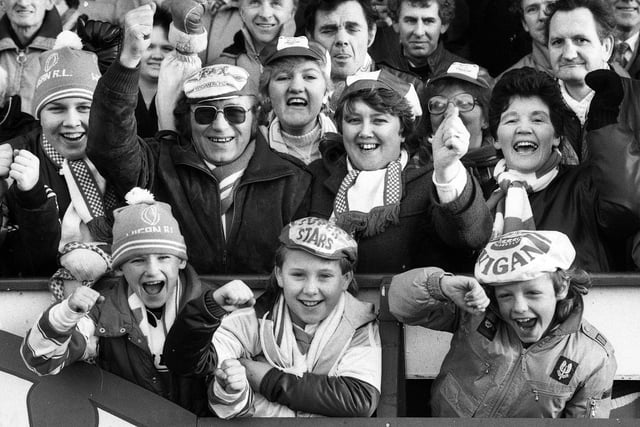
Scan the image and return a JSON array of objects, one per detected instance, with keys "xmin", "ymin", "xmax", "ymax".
[
  {"xmin": 602, "ymin": 34, "xmax": 614, "ymax": 62},
  {"xmin": 179, "ymin": 258, "xmax": 187, "ymax": 269},
  {"xmin": 341, "ymin": 270, "xmax": 353, "ymax": 291},
  {"xmin": 492, "ymin": 138, "xmax": 501, "ymax": 150},
  {"xmin": 367, "ymin": 24, "xmax": 377, "ymax": 48},
  {"xmin": 275, "ymin": 266, "xmax": 285, "ymax": 289},
  {"xmin": 440, "ymin": 23, "xmax": 449, "ymax": 35},
  {"xmin": 555, "ymin": 277, "xmax": 569, "ymax": 301}
]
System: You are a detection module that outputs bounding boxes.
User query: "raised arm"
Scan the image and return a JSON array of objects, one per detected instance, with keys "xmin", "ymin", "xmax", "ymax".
[{"xmin": 86, "ymin": 4, "xmax": 158, "ymax": 197}]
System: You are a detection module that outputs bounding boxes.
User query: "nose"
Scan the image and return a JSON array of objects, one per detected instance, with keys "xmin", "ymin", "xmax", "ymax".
[
  {"xmin": 62, "ymin": 108, "xmax": 82, "ymax": 127},
  {"xmin": 209, "ymin": 108, "xmax": 231, "ymax": 130},
  {"xmin": 302, "ymin": 277, "xmax": 319, "ymax": 295},
  {"xmin": 143, "ymin": 257, "xmax": 161, "ymax": 276},
  {"xmin": 414, "ymin": 19, "xmax": 426, "ymax": 36},
  {"xmin": 335, "ymin": 26, "xmax": 349, "ymax": 46},
  {"xmin": 258, "ymin": 2, "xmax": 274, "ymax": 18},
  {"xmin": 561, "ymin": 41, "xmax": 577, "ymax": 60},
  {"xmin": 358, "ymin": 119, "xmax": 374, "ymax": 138},
  {"xmin": 512, "ymin": 294, "xmax": 528, "ymax": 314},
  {"xmin": 288, "ymin": 73, "xmax": 304, "ymax": 92}
]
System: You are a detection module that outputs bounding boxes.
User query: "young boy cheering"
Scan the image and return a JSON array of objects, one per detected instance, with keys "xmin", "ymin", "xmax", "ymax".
[
  {"xmin": 164, "ymin": 217, "xmax": 381, "ymax": 418},
  {"xmin": 21, "ymin": 188, "xmax": 255, "ymax": 416},
  {"xmin": 389, "ymin": 229, "xmax": 616, "ymax": 418}
]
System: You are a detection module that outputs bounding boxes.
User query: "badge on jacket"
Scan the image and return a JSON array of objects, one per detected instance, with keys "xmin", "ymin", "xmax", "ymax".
[
  {"xmin": 477, "ymin": 316, "xmax": 497, "ymax": 341},
  {"xmin": 551, "ymin": 356, "xmax": 579, "ymax": 385}
]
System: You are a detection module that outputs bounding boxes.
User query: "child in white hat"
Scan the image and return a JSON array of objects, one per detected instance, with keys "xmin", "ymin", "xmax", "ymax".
[
  {"xmin": 389, "ymin": 230, "xmax": 616, "ymax": 418},
  {"xmin": 164, "ymin": 217, "xmax": 381, "ymax": 418},
  {"xmin": 21, "ymin": 188, "xmax": 254, "ymax": 416}
]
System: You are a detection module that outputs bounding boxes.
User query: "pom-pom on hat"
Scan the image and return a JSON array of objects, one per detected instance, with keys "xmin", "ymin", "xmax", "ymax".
[
  {"xmin": 262, "ymin": 36, "xmax": 328, "ymax": 65},
  {"xmin": 475, "ymin": 230, "xmax": 576, "ymax": 285},
  {"xmin": 279, "ymin": 217, "xmax": 358, "ymax": 264},
  {"xmin": 111, "ymin": 188, "xmax": 188, "ymax": 269},
  {"xmin": 429, "ymin": 62, "xmax": 494, "ymax": 89},
  {"xmin": 183, "ymin": 64, "xmax": 258, "ymax": 102},
  {"xmin": 342, "ymin": 69, "xmax": 423, "ymax": 119},
  {"xmin": 32, "ymin": 31, "xmax": 101, "ymax": 119}
]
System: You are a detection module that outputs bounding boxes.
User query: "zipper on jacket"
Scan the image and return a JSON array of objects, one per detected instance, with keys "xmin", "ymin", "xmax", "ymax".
[
  {"xmin": 533, "ymin": 389, "xmax": 539, "ymax": 402},
  {"xmin": 488, "ymin": 347, "xmax": 526, "ymax": 417},
  {"xmin": 589, "ymin": 398, "xmax": 597, "ymax": 418},
  {"xmin": 16, "ymin": 49, "xmax": 26, "ymax": 64}
]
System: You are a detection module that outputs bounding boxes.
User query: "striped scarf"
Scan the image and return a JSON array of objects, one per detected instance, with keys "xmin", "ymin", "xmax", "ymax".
[
  {"xmin": 210, "ymin": 141, "xmax": 255, "ymax": 238},
  {"xmin": 259, "ymin": 292, "xmax": 346, "ymax": 376},
  {"xmin": 41, "ymin": 134, "xmax": 117, "ymax": 247},
  {"xmin": 333, "ymin": 150, "xmax": 407, "ymax": 238},
  {"xmin": 487, "ymin": 149, "xmax": 562, "ymax": 239}
]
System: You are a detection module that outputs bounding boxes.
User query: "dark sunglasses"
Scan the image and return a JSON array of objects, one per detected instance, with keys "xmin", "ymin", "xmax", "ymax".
[
  {"xmin": 427, "ymin": 93, "xmax": 478, "ymax": 115},
  {"xmin": 192, "ymin": 105, "xmax": 252, "ymax": 125}
]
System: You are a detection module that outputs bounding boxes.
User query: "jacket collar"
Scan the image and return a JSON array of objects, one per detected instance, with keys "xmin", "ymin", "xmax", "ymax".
[
  {"xmin": 172, "ymin": 131, "xmax": 299, "ymax": 183},
  {"xmin": 0, "ymin": 8, "xmax": 61, "ymax": 51}
]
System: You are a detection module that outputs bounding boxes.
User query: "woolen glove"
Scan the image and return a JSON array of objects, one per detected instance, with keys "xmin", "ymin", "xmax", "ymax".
[
  {"xmin": 166, "ymin": 0, "xmax": 207, "ymax": 34},
  {"xmin": 585, "ymin": 69, "xmax": 624, "ymax": 132},
  {"xmin": 76, "ymin": 15, "xmax": 122, "ymax": 74}
]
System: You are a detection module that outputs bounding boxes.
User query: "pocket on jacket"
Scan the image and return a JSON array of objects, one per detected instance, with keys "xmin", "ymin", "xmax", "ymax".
[
  {"xmin": 508, "ymin": 380, "xmax": 574, "ymax": 417},
  {"xmin": 432, "ymin": 373, "xmax": 478, "ymax": 417}
]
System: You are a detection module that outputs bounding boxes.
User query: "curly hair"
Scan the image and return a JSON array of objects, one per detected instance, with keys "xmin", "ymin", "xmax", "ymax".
[
  {"xmin": 335, "ymin": 86, "xmax": 416, "ymax": 139},
  {"xmin": 387, "ymin": 0, "xmax": 455, "ymax": 25},
  {"xmin": 488, "ymin": 67, "xmax": 571, "ymax": 140},
  {"xmin": 544, "ymin": 0, "xmax": 615, "ymax": 42}
]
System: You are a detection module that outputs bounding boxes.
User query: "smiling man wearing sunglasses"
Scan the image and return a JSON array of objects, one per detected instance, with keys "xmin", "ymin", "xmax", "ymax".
[{"xmin": 87, "ymin": 4, "xmax": 312, "ymax": 276}]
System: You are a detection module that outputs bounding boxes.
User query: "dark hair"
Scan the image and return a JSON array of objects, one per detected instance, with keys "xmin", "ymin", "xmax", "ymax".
[
  {"xmin": 488, "ymin": 67, "xmax": 570, "ymax": 140},
  {"xmin": 304, "ymin": 0, "xmax": 377, "ymax": 35},
  {"xmin": 268, "ymin": 245, "xmax": 359, "ymax": 295},
  {"xmin": 423, "ymin": 77, "xmax": 491, "ymax": 136},
  {"xmin": 154, "ymin": 5, "xmax": 173, "ymax": 35},
  {"xmin": 335, "ymin": 86, "xmax": 416, "ymax": 139},
  {"xmin": 545, "ymin": 0, "xmax": 615, "ymax": 42},
  {"xmin": 388, "ymin": 0, "xmax": 455, "ymax": 25}
]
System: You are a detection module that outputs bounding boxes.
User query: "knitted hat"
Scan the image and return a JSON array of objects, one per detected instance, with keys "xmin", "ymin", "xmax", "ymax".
[
  {"xmin": 32, "ymin": 31, "xmax": 101, "ymax": 118},
  {"xmin": 475, "ymin": 230, "xmax": 575, "ymax": 285},
  {"xmin": 279, "ymin": 217, "xmax": 358, "ymax": 264},
  {"xmin": 429, "ymin": 62, "xmax": 494, "ymax": 89},
  {"xmin": 262, "ymin": 36, "xmax": 327, "ymax": 65},
  {"xmin": 183, "ymin": 64, "xmax": 258, "ymax": 102},
  {"xmin": 342, "ymin": 69, "xmax": 422, "ymax": 119},
  {"xmin": 111, "ymin": 188, "xmax": 187, "ymax": 269}
]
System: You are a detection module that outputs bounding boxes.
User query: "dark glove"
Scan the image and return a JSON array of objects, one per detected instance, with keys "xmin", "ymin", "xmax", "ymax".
[
  {"xmin": 585, "ymin": 69, "xmax": 624, "ymax": 132},
  {"xmin": 76, "ymin": 15, "xmax": 122, "ymax": 74}
]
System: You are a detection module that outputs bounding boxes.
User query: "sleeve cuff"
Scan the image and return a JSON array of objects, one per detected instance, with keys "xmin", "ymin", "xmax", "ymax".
[
  {"xmin": 169, "ymin": 22, "xmax": 209, "ymax": 54},
  {"xmin": 433, "ymin": 161, "xmax": 468, "ymax": 203},
  {"xmin": 426, "ymin": 270, "xmax": 451, "ymax": 302},
  {"xmin": 204, "ymin": 289, "xmax": 229, "ymax": 319},
  {"xmin": 49, "ymin": 299, "xmax": 86, "ymax": 333},
  {"xmin": 14, "ymin": 176, "xmax": 47, "ymax": 209}
]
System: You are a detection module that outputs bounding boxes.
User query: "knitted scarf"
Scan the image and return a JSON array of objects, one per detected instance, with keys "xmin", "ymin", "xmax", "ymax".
[
  {"xmin": 128, "ymin": 278, "xmax": 182, "ymax": 372},
  {"xmin": 487, "ymin": 149, "xmax": 562, "ymax": 239},
  {"xmin": 259, "ymin": 292, "xmax": 346, "ymax": 376},
  {"xmin": 210, "ymin": 140, "xmax": 255, "ymax": 237},
  {"xmin": 333, "ymin": 150, "xmax": 407, "ymax": 238},
  {"xmin": 41, "ymin": 134, "xmax": 117, "ymax": 247}
]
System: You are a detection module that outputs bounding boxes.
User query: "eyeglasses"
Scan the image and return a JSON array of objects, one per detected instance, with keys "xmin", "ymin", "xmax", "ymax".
[
  {"xmin": 427, "ymin": 93, "xmax": 478, "ymax": 115},
  {"xmin": 192, "ymin": 105, "xmax": 252, "ymax": 125}
]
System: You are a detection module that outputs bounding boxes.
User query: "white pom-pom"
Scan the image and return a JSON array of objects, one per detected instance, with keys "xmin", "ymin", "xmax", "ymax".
[
  {"xmin": 125, "ymin": 187, "xmax": 156, "ymax": 205},
  {"xmin": 53, "ymin": 31, "xmax": 83, "ymax": 50}
]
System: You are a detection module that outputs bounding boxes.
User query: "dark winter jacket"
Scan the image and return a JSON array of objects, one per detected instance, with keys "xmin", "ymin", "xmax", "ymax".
[
  {"xmin": 87, "ymin": 61, "xmax": 312, "ymax": 274},
  {"xmin": 308, "ymin": 136, "xmax": 492, "ymax": 274}
]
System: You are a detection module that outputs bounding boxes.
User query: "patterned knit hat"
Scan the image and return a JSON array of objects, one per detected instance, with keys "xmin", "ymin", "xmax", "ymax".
[
  {"xmin": 475, "ymin": 230, "xmax": 575, "ymax": 285},
  {"xmin": 279, "ymin": 217, "xmax": 358, "ymax": 264},
  {"xmin": 111, "ymin": 188, "xmax": 187, "ymax": 269},
  {"xmin": 32, "ymin": 31, "xmax": 101, "ymax": 118}
]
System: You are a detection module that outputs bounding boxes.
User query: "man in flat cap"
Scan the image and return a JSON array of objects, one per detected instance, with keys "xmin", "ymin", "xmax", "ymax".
[{"xmin": 87, "ymin": 4, "xmax": 311, "ymax": 275}]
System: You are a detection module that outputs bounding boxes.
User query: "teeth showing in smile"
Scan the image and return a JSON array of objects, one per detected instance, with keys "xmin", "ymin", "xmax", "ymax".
[
  {"xmin": 142, "ymin": 280, "xmax": 165, "ymax": 295},
  {"xmin": 514, "ymin": 141, "xmax": 538, "ymax": 152},
  {"xmin": 300, "ymin": 300, "xmax": 321, "ymax": 307},
  {"xmin": 61, "ymin": 133, "xmax": 85, "ymax": 141},
  {"xmin": 358, "ymin": 143, "xmax": 378, "ymax": 151},
  {"xmin": 208, "ymin": 137, "xmax": 234, "ymax": 143},
  {"xmin": 514, "ymin": 318, "xmax": 536, "ymax": 329},
  {"xmin": 287, "ymin": 98, "xmax": 308, "ymax": 106}
]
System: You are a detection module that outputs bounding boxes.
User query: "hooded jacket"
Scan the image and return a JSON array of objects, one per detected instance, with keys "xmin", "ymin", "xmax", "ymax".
[{"xmin": 389, "ymin": 267, "xmax": 617, "ymax": 418}]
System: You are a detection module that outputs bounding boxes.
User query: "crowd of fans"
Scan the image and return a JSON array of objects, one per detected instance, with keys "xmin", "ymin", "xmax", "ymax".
[{"xmin": 1, "ymin": 0, "xmax": 638, "ymax": 419}]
